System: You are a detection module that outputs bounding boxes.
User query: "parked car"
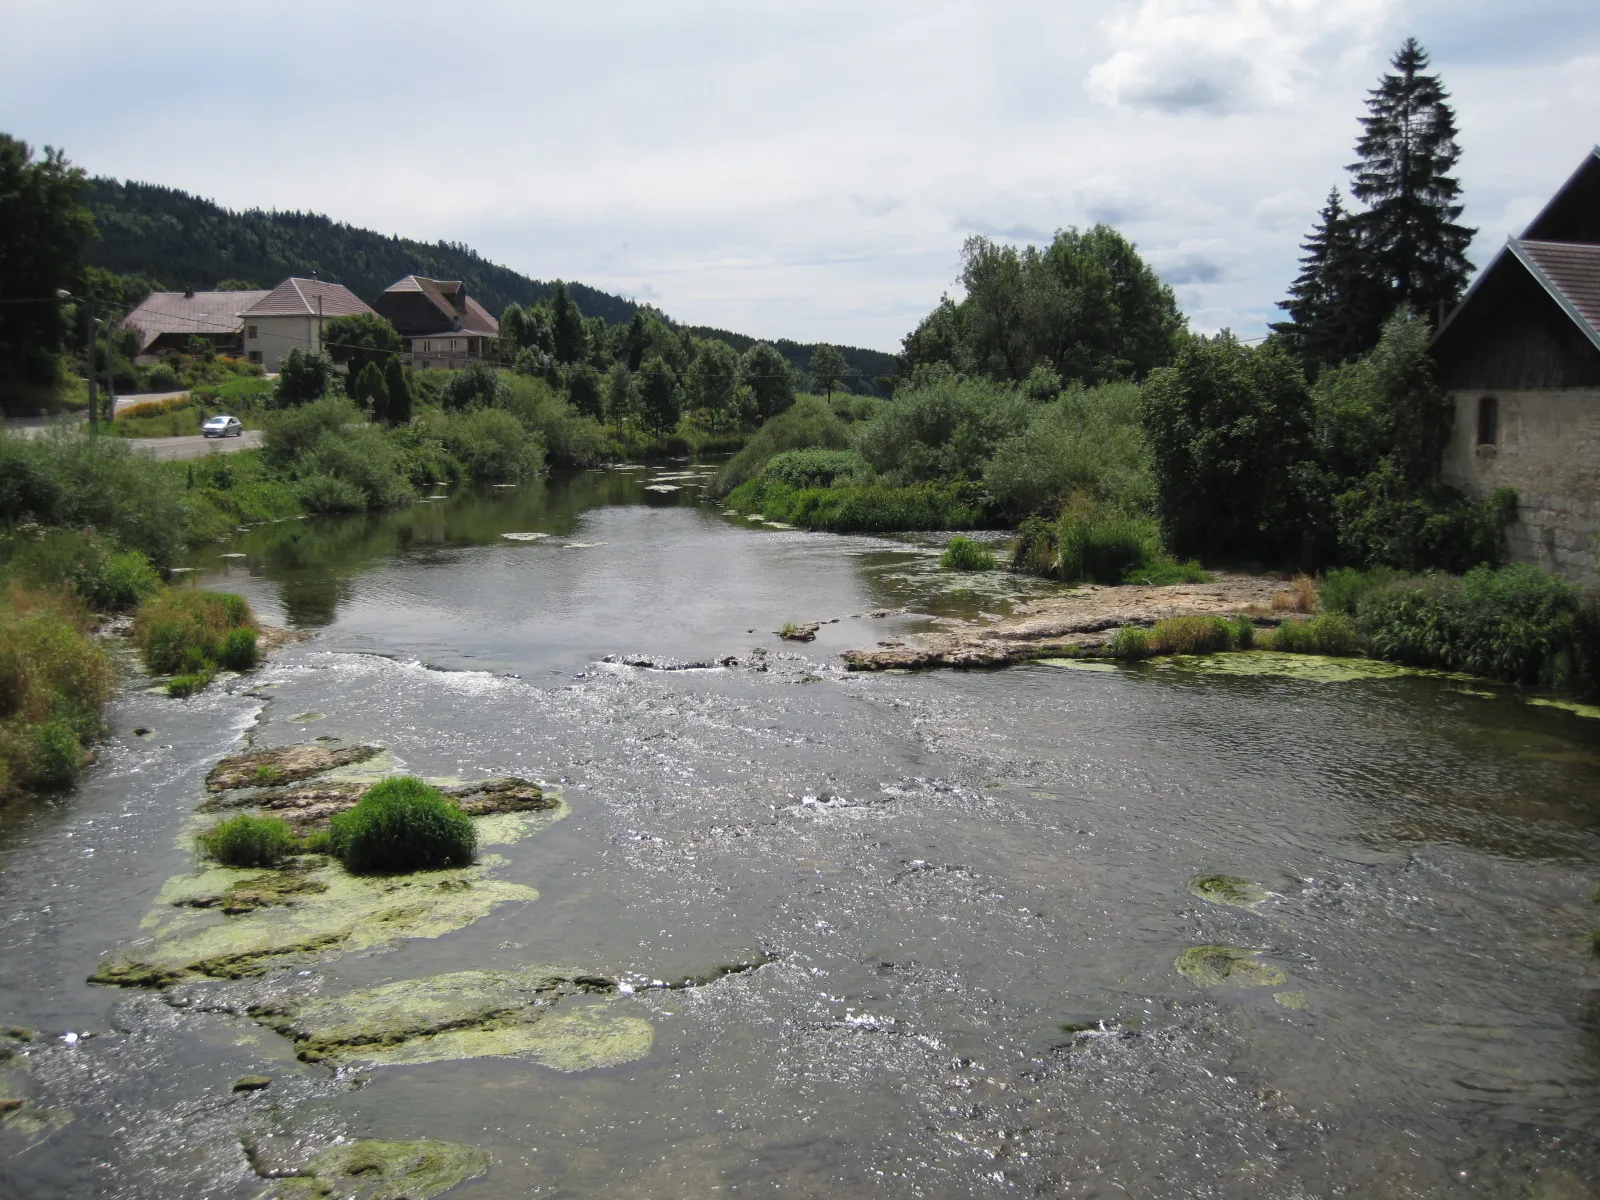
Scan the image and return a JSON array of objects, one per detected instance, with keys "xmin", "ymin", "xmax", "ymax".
[{"xmin": 202, "ymin": 414, "xmax": 243, "ymax": 438}]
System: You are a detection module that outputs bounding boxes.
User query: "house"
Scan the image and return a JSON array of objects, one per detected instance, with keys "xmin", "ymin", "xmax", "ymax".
[
  {"xmin": 124, "ymin": 288, "xmax": 270, "ymax": 362},
  {"xmin": 237, "ymin": 278, "xmax": 376, "ymax": 372},
  {"xmin": 371, "ymin": 276, "xmax": 499, "ymax": 370},
  {"xmin": 1432, "ymin": 146, "xmax": 1600, "ymax": 585}
]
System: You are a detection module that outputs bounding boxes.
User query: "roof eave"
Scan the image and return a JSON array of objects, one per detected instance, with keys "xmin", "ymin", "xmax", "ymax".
[
  {"xmin": 1507, "ymin": 239, "xmax": 1600, "ymax": 353},
  {"xmin": 1520, "ymin": 145, "xmax": 1600, "ymax": 240}
]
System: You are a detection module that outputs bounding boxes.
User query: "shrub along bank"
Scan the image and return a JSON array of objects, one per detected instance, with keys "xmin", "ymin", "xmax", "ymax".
[{"xmin": 131, "ymin": 588, "xmax": 258, "ymax": 697}]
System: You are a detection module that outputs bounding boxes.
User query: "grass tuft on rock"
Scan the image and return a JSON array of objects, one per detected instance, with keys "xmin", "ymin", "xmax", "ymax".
[
  {"xmin": 328, "ymin": 776, "xmax": 478, "ymax": 875},
  {"xmin": 1266, "ymin": 611, "xmax": 1363, "ymax": 656},
  {"xmin": 132, "ymin": 588, "xmax": 259, "ymax": 697},
  {"xmin": 940, "ymin": 536, "xmax": 996, "ymax": 571},
  {"xmin": 195, "ymin": 813, "xmax": 300, "ymax": 868}
]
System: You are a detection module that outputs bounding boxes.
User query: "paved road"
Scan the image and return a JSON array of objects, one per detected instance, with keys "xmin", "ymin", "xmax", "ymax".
[{"xmin": 132, "ymin": 430, "xmax": 265, "ymax": 460}]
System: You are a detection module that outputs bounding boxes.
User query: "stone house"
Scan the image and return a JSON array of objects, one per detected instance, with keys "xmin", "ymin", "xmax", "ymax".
[
  {"xmin": 371, "ymin": 276, "xmax": 499, "ymax": 370},
  {"xmin": 237, "ymin": 278, "xmax": 376, "ymax": 372},
  {"xmin": 1432, "ymin": 146, "xmax": 1600, "ymax": 585}
]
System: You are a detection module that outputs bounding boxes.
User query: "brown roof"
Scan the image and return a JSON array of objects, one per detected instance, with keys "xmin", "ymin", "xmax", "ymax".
[
  {"xmin": 239, "ymin": 278, "xmax": 375, "ymax": 319},
  {"xmin": 1515, "ymin": 240, "xmax": 1600, "ymax": 349},
  {"xmin": 124, "ymin": 290, "xmax": 270, "ymax": 351},
  {"xmin": 380, "ymin": 275, "xmax": 499, "ymax": 336}
]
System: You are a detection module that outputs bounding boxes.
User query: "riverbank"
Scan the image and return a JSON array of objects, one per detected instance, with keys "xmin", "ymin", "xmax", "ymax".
[{"xmin": 840, "ymin": 573, "xmax": 1287, "ymax": 669}]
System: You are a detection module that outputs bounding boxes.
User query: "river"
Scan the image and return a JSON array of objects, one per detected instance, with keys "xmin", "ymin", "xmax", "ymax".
[{"xmin": 1, "ymin": 464, "xmax": 1597, "ymax": 1198}]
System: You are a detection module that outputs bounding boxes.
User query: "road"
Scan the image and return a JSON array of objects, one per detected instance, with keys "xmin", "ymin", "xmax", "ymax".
[{"xmin": 132, "ymin": 430, "xmax": 264, "ymax": 460}]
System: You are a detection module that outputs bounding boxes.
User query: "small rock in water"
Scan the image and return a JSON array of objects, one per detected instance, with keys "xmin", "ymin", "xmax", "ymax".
[
  {"xmin": 232, "ymin": 1075, "xmax": 272, "ymax": 1092},
  {"xmin": 132, "ymin": 727, "xmax": 152, "ymax": 737},
  {"xmin": 0, "ymin": 1098, "xmax": 23, "ymax": 1115},
  {"xmin": 778, "ymin": 622, "xmax": 821, "ymax": 642},
  {"xmin": 501, "ymin": 532, "xmax": 549, "ymax": 542}
]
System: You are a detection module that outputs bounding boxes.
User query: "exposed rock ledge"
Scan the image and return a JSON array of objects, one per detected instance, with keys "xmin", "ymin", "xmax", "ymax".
[{"xmin": 841, "ymin": 575, "xmax": 1287, "ymax": 671}]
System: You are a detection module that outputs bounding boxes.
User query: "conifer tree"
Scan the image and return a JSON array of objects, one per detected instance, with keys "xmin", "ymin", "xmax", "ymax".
[
  {"xmin": 1271, "ymin": 189, "xmax": 1373, "ymax": 370},
  {"xmin": 383, "ymin": 357, "xmax": 412, "ymax": 425},
  {"xmin": 353, "ymin": 360, "xmax": 387, "ymax": 420},
  {"xmin": 550, "ymin": 283, "xmax": 586, "ymax": 365},
  {"xmin": 637, "ymin": 355, "xmax": 681, "ymax": 432},
  {"xmin": 1348, "ymin": 38, "xmax": 1475, "ymax": 329}
]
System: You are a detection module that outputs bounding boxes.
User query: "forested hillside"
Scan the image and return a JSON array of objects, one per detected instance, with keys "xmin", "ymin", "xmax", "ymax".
[{"xmin": 83, "ymin": 178, "xmax": 893, "ymax": 387}]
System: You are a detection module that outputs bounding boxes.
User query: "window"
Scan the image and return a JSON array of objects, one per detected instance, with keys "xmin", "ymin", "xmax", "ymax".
[
  {"xmin": 248, "ymin": 350, "xmax": 262, "ymax": 364},
  {"xmin": 421, "ymin": 361, "xmax": 430, "ymax": 369},
  {"xmin": 1477, "ymin": 395, "xmax": 1499, "ymax": 446},
  {"xmin": 247, "ymin": 325, "xmax": 258, "ymax": 339}
]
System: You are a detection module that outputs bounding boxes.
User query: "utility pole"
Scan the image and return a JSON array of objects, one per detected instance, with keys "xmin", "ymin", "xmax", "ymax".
[
  {"xmin": 83, "ymin": 294, "xmax": 97, "ymax": 432},
  {"xmin": 317, "ymin": 293, "xmax": 324, "ymax": 355}
]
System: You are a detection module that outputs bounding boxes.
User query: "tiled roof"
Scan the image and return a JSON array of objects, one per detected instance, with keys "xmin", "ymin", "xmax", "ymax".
[
  {"xmin": 239, "ymin": 278, "xmax": 375, "ymax": 319},
  {"xmin": 382, "ymin": 275, "xmax": 499, "ymax": 336},
  {"xmin": 123, "ymin": 290, "xmax": 269, "ymax": 351},
  {"xmin": 1515, "ymin": 240, "xmax": 1600, "ymax": 349}
]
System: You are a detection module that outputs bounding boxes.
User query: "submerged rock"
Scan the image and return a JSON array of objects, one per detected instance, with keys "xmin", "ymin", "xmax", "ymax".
[
  {"xmin": 232, "ymin": 1075, "xmax": 272, "ymax": 1092},
  {"xmin": 1158, "ymin": 652, "xmax": 1444, "ymax": 684},
  {"xmin": 1273, "ymin": 991, "xmax": 1309, "ymax": 1010},
  {"xmin": 1174, "ymin": 945, "xmax": 1288, "ymax": 988},
  {"xmin": 264, "ymin": 966, "xmax": 652, "ymax": 1071},
  {"xmin": 206, "ymin": 745, "xmax": 382, "ymax": 792},
  {"xmin": 0, "ymin": 1102, "xmax": 72, "ymax": 1153},
  {"xmin": 208, "ymin": 777, "xmax": 551, "ymax": 834},
  {"xmin": 1189, "ymin": 874, "xmax": 1270, "ymax": 909},
  {"xmin": 261, "ymin": 1138, "xmax": 489, "ymax": 1200}
]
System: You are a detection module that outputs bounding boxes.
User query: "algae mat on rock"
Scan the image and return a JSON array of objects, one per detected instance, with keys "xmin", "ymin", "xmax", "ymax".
[
  {"xmin": 1189, "ymin": 874, "xmax": 1270, "ymax": 909},
  {"xmin": 264, "ymin": 966, "xmax": 654, "ymax": 1072},
  {"xmin": 259, "ymin": 1138, "xmax": 489, "ymax": 1200},
  {"xmin": 1157, "ymin": 651, "xmax": 1449, "ymax": 684},
  {"xmin": 1175, "ymin": 945, "xmax": 1288, "ymax": 988}
]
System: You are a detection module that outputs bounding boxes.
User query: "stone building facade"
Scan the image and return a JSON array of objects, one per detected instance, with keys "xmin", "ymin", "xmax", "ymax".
[{"xmin": 1433, "ymin": 148, "xmax": 1600, "ymax": 585}]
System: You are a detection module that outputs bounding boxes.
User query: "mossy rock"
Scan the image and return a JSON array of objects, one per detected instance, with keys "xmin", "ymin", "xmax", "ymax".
[
  {"xmin": 270, "ymin": 966, "xmax": 651, "ymax": 1071},
  {"xmin": 1159, "ymin": 651, "xmax": 1450, "ymax": 684},
  {"xmin": 206, "ymin": 744, "xmax": 381, "ymax": 792},
  {"xmin": 1189, "ymin": 874, "xmax": 1270, "ymax": 909},
  {"xmin": 232, "ymin": 1075, "xmax": 272, "ymax": 1092},
  {"xmin": 1527, "ymin": 698, "xmax": 1600, "ymax": 720},
  {"xmin": 0, "ymin": 1102, "xmax": 73, "ymax": 1153},
  {"xmin": 1174, "ymin": 945, "xmax": 1287, "ymax": 988},
  {"xmin": 263, "ymin": 1138, "xmax": 489, "ymax": 1200},
  {"xmin": 1273, "ymin": 990, "xmax": 1309, "ymax": 1010}
]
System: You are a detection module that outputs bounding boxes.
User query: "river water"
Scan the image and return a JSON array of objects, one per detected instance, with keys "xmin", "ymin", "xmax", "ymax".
[{"xmin": 1, "ymin": 465, "xmax": 1597, "ymax": 1198}]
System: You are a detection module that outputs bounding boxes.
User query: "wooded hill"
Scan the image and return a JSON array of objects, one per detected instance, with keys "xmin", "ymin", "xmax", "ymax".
[{"xmin": 84, "ymin": 178, "xmax": 896, "ymax": 387}]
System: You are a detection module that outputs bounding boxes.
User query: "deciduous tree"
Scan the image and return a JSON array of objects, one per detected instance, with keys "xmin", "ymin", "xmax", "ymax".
[{"xmin": 808, "ymin": 344, "xmax": 848, "ymax": 399}]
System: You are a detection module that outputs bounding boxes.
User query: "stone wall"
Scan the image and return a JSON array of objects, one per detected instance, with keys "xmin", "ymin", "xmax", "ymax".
[{"xmin": 1441, "ymin": 387, "xmax": 1600, "ymax": 584}]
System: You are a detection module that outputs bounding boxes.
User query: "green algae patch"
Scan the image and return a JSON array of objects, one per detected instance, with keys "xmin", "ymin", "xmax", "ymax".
[
  {"xmin": 1190, "ymin": 874, "xmax": 1270, "ymax": 909},
  {"xmin": 1036, "ymin": 658, "xmax": 1121, "ymax": 673},
  {"xmin": 262, "ymin": 1138, "xmax": 489, "ymax": 1200},
  {"xmin": 1175, "ymin": 945, "xmax": 1287, "ymax": 988},
  {"xmin": 93, "ymin": 858, "xmax": 539, "ymax": 987},
  {"xmin": 1528, "ymin": 698, "xmax": 1600, "ymax": 720},
  {"xmin": 0, "ymin": 1102, "xmax": 73, "ymax": 1153},
  {"xmin": 265, "ymin": 965, "xmax": 651, "ymax": 1073},
  {"xmin": 1273, "ymin": 990, "xmax": 1309, "ymax": 1010},
  {"xmin": 1159, "ymin": 651, "xmax": 1449, "ymax": 684}
]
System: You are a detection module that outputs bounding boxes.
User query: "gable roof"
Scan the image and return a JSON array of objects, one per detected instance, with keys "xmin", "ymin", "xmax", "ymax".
[
  {"xmin": 1522, "ymin": 146, "xmax": 1600, "ymax": 243},
  {"xmin": 123, "ymin": 290, "xmax": 270, "ymax": 351},
  {"xmin": 379, "ymin": 275, "xmax": 499, "ymax": 336},
  {"xmin": 238, "ymin": 278, "xmax": 375, "ymax": 320},
  {"xmin": 1514, "ymin": 240, "xmax": 1600, "ymax": 350}
]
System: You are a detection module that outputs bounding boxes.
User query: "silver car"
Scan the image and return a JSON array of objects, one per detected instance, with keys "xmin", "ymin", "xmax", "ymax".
[{"xmin": 202, "ymin": 414, "xmax": 243, "ymax": 438}]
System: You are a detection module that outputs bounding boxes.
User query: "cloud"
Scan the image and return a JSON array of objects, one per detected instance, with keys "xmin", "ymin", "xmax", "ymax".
[
  {"xmin": 1148, "ymin": 239, "xmax": 1238, "ymax": 284},
  {"xmin": 1086, "ymin": 0, "xmax": 1392, "ymax": 114}
]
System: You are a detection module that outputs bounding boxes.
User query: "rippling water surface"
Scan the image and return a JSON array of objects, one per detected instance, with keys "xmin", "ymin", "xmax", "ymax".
[{"xmin": 2, "ymin": 466, "xmax": 1597, "ymax": 1198}]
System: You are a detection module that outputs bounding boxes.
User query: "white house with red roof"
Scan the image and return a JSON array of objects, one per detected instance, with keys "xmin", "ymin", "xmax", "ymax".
[{"xmin": 238, "ymin": 278, "xmax": 376, "ymax": 372}]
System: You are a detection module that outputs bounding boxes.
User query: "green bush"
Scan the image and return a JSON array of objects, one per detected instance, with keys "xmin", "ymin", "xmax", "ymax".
[
  {"xmin": 712, "ymin": 396, "xmax": 852, "ymax": 496},
  {"xmin": 132, "ymin": 588, "xmax": 257, "ymax": 675},
  {"xmin": 262, "ymin": 396, "xmax": 361, "ymax": 467},
  {"xmin": 940, "ymin": 536, "xmax": 996, "ymax": 571},
  {"xmin": 328, "ymin": 776, "xmax": 478, "ymax": 875},
  {"xmin": 165, "ymin": 670, "xmax": 214, "ymax": 698},
  {"xmin": 856, "ymin": 374, "xmax": 1030, "ymax": 486},
  {"xmin": 1356, "ymin": 565, "xmax": 1590, "ymax": 689},
  {"xmin": 1267, "ymin": 612, "xmax": 1363, "ymax": 656},
  {"xmin": 726, "ymin": 478, "xmax": 985, "ymax": 532},
  {"xmin": 1147, "ymin": 615, "xmax": 1236, "ymax": 656},
  {"xmin": 1107, "ymin": 626, "xmax": 1151, "ymax": 660},
  {"xmin": 1013, "ymin": 496, "xmax": 1164, "ymax": 585},
  {"xmin": 1230, "ymin": 615, "xmax": 1255, "ymax": 649},
  {"xmin": 218, "ymin": 627, "xmax": 258, "ymax": 671},
  {"xmin": 760, "ymin": 447, "xmax": 872, "ymax": 489},
  {"xmin": 1321, "ymin": 566, "xmax": 1403, "ymax": 615},
  {"xmin": 1121, "ymin": 559, "xmax": 1211, "ymax": 586},
  {"xmin": 433, "ymin": 408, "xmax": 544, "ymax": 481},
  {"xmin": 297, "ymin": 472, "xmax": 366, "ymax": 515},
  {"xmin": 195, "ymin": 814, "xmax": 299, "ymax": 868},
  {"xmin": 0, "ymin": 529, "xmax": 160, "ymax": 613},
  {"xmin": 26, "ymin": 718, "xmax": 82, "ymax": 791},
  {"xmin": 302, "ymin": 427, "xmax": 415, "ymax": 510}
]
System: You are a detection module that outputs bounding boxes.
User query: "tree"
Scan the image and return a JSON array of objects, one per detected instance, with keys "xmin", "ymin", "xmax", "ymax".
[
  {"xmin": 1348, "ymin": 38, "xmax": 1475, "ymax": 331},
  {"xmin": 323, "ymin": 312, "xmax": 402, "ymax": 381},
  {"xmin": 443, "ymin": 361, "xmax": 505, "ymax": 410},
  {"xmin": 550, "ymin": 283, "xmax": 586, "ymax": 365},
  {"xmin": 383, "ymin": 357, "xmax": 413, "ymax": 425},
  {"xmin": 686, "ymin": 339, "xmax": 739, "ymax": 420},
  {"xmin": 1140, "ymin": 334, "xmax": 1315, "ymax": 562},
  {"xmin": 738, "ymin": 342, "xmax": 794, "ymax": 420},
  {"xmin": 1271, "ymin": 189, "xmax": 1375, "ymax": 372},
  {"xmin": 604, "ymin": 363, "xmax": 636, "ymax": 422},
  {"xmin": 624, "ymin": 311, "xmax": 649, "ymax": 371},
  {"xmin": 808, "ymin": 344, "xmax": 848, "ymax": 399},
  {"xmin": 274, "ymin": 348, "xmax": 337, "ymax": 406},
  {"xmin": 0, "ymin": 136, "xmax": 94, "ymax": 391},
  {"xmin": 352, "ymin": 361, "xmax": 388, "ymax": 421},
  {"xmin": 566, "ymin": 363, "xmax": 603, "ymax": 419},
  {"xmin": 637, "ymin": 356, "xmax": 681, "ymax": 432}
]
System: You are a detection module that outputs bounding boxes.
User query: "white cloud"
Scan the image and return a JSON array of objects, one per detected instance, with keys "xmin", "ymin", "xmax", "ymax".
[{"xmin": 1086, "ymin": 0, "xmax": 1392, "ymax": 114}]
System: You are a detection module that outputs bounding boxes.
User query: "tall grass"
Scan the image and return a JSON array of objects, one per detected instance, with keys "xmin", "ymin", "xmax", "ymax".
[
  {"xmin": 328, "ymin": 776, "xmax": 478, "ymax": 875},
  {"xmin": 195, "ymin": 814, "xmax": 299, "ymax": 868},
  {"xmin": 132, "ymin": 588, "xmax": 258, "ymax": 680}
]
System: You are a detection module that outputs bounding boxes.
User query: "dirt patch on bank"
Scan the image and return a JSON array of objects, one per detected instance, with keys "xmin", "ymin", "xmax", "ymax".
[{"xmin": 841, "ymin": 575, "xmax": 1287, "ymax": 671}]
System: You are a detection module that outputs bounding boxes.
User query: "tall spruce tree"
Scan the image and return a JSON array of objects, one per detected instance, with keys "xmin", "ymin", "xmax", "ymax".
[
  {"xmin": 1348, "ymin": 38, "xmax": 1474, "ymax": 331},
  {"xmin": 550, "ymin": 283, "xmax": 586, "ymax": 365},
  {"xmin": 1271, "ymin": 189, "xmax": 1373, "ymax": 371},
  {"xmin": 383, "ymin": 357, "xmax": 412, "ymax": 425}
]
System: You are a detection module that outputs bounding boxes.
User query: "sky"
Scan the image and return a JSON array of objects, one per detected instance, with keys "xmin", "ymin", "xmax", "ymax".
[{"xmin": 5, "ymin": 0, "xmax": 1600, "ymax": 352}]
